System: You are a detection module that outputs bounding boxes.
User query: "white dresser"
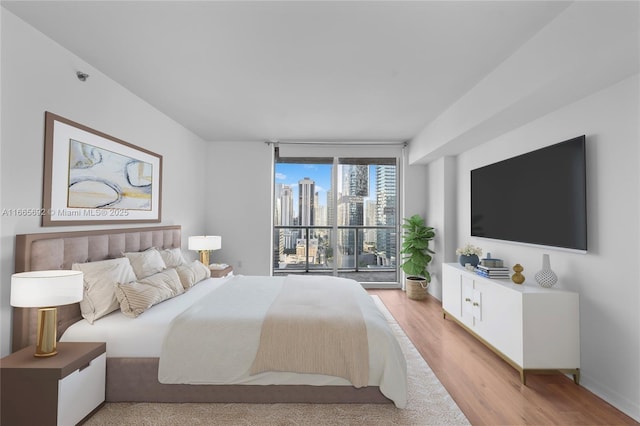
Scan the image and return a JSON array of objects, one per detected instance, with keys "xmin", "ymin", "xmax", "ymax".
[{"xmin": 442, "ymin": 263, "xmax": 580, "ymax": 384}]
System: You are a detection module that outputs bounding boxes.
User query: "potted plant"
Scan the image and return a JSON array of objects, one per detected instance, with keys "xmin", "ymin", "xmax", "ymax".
[{"xmin": 400, "ymin": 214, "xmax": 435, "ymax": 300}]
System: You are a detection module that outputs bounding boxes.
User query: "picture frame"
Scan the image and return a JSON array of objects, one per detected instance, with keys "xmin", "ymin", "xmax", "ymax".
[{"xmin": 42, "ymin": 112, "xmax": 162, "ymax": 226}]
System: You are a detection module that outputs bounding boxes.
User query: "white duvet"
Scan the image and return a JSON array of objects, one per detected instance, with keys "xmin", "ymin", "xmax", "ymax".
[
  {"xmin": 61, "ymin": 275, "xmax": 229, "ymax": 356},
  {"xmin": 62, "ymin": 275, "xmax": 407, "ymax": 408}
]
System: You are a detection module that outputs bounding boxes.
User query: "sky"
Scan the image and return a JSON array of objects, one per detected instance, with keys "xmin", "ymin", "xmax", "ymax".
[{"xmin": 275, "ymin": 163, "xmax": 377, "ymax": 209}]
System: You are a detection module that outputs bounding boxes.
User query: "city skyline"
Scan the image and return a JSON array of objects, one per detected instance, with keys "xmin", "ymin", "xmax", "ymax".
[
  {"xmin": 275, "ymin": 163, "xmax": 378, "ymax": 219},
  {"xmin": 273, "ymin": 161, "xmax": 398, "ymax": 272}
]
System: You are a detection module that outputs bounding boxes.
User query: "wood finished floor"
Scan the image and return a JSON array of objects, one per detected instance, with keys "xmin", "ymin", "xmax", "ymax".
[{"xmin": 368, "ymin": 289, "xmax": 638, "ymax": 426}]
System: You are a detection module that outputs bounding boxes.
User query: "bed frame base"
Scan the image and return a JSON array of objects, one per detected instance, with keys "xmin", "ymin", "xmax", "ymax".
[{"xmin": 107, "ymin": 358, "xmax": 392, "ymax": 404}]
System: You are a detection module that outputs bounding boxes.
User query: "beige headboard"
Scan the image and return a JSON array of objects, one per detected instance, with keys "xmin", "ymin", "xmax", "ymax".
[{"xmin": 12, "ymin": 225, "xmax": 181, "ymax": 352}]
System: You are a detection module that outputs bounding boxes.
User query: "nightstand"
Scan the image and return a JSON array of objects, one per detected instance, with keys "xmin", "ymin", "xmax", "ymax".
[
  {"xmin": 1, "ymin": 341, "xmax": 106, "ymax": 426},
  {"xmin": 209, "ymin": 265, "xmax": 233, "ymax": 278}
]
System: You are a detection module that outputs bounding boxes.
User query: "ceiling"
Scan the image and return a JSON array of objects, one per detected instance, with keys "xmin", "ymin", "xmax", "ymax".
[{"xmin": 2, "ymin": 1, "xmax": 571, "ymax": 143}]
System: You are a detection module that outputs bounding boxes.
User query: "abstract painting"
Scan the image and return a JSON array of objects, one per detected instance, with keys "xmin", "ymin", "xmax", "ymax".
[{"xmin": 43, "ymin": 112, "xmax": 162, "ymax": 226}]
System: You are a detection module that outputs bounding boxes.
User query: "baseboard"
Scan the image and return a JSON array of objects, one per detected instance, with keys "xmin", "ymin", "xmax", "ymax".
[{"xmin": 580, "ymin": 374, "xmax": 640, "ymax": 422}]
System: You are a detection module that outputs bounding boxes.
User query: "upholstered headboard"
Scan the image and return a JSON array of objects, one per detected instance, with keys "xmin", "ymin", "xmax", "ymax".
[{"xmin": 12, "ymin": 225, "xmax": 181, "ymax": 352}]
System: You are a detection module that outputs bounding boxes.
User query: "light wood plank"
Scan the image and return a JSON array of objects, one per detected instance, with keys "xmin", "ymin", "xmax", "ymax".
[{"xmin": 368, "ymin": 289, "xmax": 638, "ymax": 426}]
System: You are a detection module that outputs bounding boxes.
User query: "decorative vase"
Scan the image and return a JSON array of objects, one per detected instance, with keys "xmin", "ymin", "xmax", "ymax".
[
  {"xmin": 459, "ymin": 254, "xmax": 479, "ymax": 267},
  {"xmin": 535, "ymin": 254, "xmax": 558, "ymax": 288},
  {"xmin": 511, "ymin": 264, "xmax": 525, "ymax": 284}
]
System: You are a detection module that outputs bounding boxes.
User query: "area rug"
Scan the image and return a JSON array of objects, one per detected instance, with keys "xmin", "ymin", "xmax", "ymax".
[{"xmin": 85, "ymin": 296, "xmax": 469, "ymax": 425}]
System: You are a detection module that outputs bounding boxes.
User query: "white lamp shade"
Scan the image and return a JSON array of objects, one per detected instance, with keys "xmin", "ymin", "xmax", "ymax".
[
  {"xmin": 188, "ymin": 235, "xmax": 222, "ymax": 251},
  {"xmin": 10, "ymin": 270, "xmax": 84, "ymax": 308}
]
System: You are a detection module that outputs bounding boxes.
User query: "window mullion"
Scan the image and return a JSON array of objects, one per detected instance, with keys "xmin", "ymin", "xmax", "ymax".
[{"xmin": 331, "ymin": 156, "xmax": 339, "ymax": 277}]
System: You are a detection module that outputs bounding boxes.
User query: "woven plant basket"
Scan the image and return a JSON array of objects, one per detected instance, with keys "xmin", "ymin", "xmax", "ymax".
[{"xmin": 406, "ymin": 277, "xmax": 429, "ymax": 300}]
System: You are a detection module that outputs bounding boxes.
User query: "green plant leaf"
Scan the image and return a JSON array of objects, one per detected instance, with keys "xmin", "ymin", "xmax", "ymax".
[{"xmin": 400, "ymin": 214, "xmax": 435, "ymax": 282}]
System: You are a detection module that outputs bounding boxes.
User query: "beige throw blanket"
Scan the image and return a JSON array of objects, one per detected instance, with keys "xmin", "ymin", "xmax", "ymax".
[{"xmin": 249, "ymin": 275, "xmax": 369, "ymax": 387}]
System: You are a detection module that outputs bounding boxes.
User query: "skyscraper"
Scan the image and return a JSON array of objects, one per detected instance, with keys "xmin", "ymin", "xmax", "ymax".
[
  {"xmin": 339, "ymin": 165, "xmax": 368, "ymax": 226},
  {"xmin": 281, "ymin": 185, "xmax": 294, "ymax": 226},
  {"xmin": 281, "ymin": 185, "xmax": 296, "ymax": 250},
  {"xmin": 375, "ymin": 165, "xmax": 397, "ymax": 265},
  {"xmin": 298, "ymin": 177, "xmax": 315, "ymax": 226},
  {"xmin": 336, "ymin": 165, "xmax": 369, "ymax": 264},
  {"xmin": 314, "ymin": 192, "xmax": 327, "ymax": 226}
]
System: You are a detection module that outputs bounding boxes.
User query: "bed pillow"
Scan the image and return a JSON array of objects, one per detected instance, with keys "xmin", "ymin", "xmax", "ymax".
[
  {"xmin": 124, "ymin": 248, "xmax": 166, "ymax": 279},
  {"xmin": 176, "ymin": 260, "xmax": 211, "ymax": 290},
  {"xmin": 72, "ymin": 257, "xmax": 137, "ymax": 324},
  {"xmin": 159, "ymin": 247, "xmax": 187, "ymax": 268},
  {"xmin": 115, "ymin": 268, "xmax": 183, "ymax": 318}
]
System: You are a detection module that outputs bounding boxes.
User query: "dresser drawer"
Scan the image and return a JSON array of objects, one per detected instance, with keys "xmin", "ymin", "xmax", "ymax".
[{"xmin": 58, "ymin": 353, "xmax": 106, "ymax": 425}]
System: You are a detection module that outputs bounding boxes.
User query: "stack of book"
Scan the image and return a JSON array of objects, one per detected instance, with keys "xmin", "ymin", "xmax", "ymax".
[{"xmin": 475, "ymin": 264, "xmax": 510, "ymax": 279}]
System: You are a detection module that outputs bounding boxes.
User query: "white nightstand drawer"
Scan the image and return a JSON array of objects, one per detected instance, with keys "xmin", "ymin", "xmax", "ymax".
[{"xmin": 58, "ymin": 353, "xmax": 106, "ymax": 425}]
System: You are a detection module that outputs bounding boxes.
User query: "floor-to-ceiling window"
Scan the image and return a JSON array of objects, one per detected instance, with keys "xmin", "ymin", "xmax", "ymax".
[{"xmin": 272, "ymin": 147, "xmax": 400, "ymax": 285}]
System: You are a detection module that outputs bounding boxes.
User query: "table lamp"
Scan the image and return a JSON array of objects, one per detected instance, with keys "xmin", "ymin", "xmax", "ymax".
[
  {"xmin": 10, "ymin": 270, "xmax": 84, "ymax": 357},
  {"xmin": 188, "ymin": 235, "xmax": 222, "ymax": 266}
]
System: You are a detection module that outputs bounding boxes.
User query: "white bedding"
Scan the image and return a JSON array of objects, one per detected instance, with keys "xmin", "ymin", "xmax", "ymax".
[
  {"xmin": 61, "ymin": 276, "xmax": 231, "ymax": 356},
  {"xmin": 61, "ymin": 274, "xmax": 407, "ymax": 408}
]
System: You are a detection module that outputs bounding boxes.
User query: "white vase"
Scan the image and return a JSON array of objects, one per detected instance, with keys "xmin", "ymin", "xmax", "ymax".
[{"xmin": 535, "ymin": 254, "xmax": 558, "ymax": 288}]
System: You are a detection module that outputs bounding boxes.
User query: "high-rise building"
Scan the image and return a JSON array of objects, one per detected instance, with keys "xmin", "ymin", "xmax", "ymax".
[
  {"xmin": 342, "ymin": 164, "xmax": 369, "ymax": 197},
  {"xmin": 375, "ymin": 165, "xmax": 397, "ymax": 266},
  {"xmin": 281, "ymin": 185, "xmax": 294, "ymax": 226},
  {"xmin": 326, "ymin": 188, "xmax": 335, "ymax": 227},
  {"xmin": 338, "ymin": 165, "xmax": 368, "ymax": 226},
  {"xmin": 314, "ymin": 192, "xmax": 327, "ymax": 226},
  {"xmin": 298, "ymin": 177, "xmax": 315, "ymax": 226},
  {"xmin": 281, "ymin": 185, "xmax": 296, "ymax": 250},
  {"xmin": 336, "ymin": 165, "xmax": 368, "ymax": 265},
  {"xmin": 273, "ymin": 183, "xmax": 283, "ymax": 226}
]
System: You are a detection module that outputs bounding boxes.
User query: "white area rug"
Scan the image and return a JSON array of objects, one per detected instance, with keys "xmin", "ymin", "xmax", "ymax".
[{"xmin": 85, "ymin": 296, "xmax": 469, "ymax": 425}]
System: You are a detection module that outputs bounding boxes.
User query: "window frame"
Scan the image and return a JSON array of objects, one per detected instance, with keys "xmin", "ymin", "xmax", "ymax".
[{"xmin": 271, "ymin": 147, "xmax": 402, "ymax": 287}]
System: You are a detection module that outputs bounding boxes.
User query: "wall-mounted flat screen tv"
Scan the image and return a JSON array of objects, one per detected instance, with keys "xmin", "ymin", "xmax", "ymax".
[{"xmin": 471, "ymin": 135, "xmax": 587, "ymax": 251}]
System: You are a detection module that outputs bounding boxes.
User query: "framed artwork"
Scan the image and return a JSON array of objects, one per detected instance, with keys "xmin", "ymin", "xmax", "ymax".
[{"xmin": 42, "ymin": 112, "xmax": 162, "ymax": 226}]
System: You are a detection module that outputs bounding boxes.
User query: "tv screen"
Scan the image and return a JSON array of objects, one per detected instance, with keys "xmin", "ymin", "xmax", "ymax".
[{"xmin": 471, "ymin": 135, "xmax": 587, "ymax": 251}]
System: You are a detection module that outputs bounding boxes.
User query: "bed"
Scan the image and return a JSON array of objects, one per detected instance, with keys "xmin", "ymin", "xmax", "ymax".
[{"xmin": 12, "ymin": 225, "xmax": 407, "ymax": 407}]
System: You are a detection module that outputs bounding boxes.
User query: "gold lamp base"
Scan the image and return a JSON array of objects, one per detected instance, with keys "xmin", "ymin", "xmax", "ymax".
[
  {"xmin": 199, "ymin": 250, "xmax": 210, "ymax": 267},
  {"xmin": 35, "ymin": 307, "xmax": 58, "ymax": 357}
]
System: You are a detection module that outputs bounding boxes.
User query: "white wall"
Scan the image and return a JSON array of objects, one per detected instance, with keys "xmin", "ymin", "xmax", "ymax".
[
  {"xmin": 410, "ymin": 1, "xmax": 639, "ymax": 165},
  {"xmin": 402, "ymin": 154, "xmax": 428, "ymax": 223},
  {"xmin": 424, "ymin": 156, "xmax": 457, "ymax": 300},
  {"xmin": 425, "ymin": 75, "xmax": 639, "ymax": 420},
  {"xmin": 0, "ymin": 11, "xmax": 209, "ymax": 356},
  {"xmin": 204, "ymin": 141, "xmax": 273, "ymax": 275},
  {"xmin": 400, "ymin": 156, "xmax": 429, "ymax": 290}
]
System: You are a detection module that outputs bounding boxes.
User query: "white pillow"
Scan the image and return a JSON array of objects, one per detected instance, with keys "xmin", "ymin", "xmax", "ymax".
[
  {"xmin": 176, "ymin": 260, "xmax": 211, "ymax": 290},
  {"xmin": 124, "ymin": 248, "xmax": 166, "ymax": 279},
  {"xmin": 114, "ymin": 269, "xmax": 181, "ymax": 318},
  {"xmin": 72, "ymin": 257, "xmax": 137, "ymax": 324},
  {"xmin": 149, "ymin": 268, "xmax": 184, "ymax": 296},
  {"xmin": 159, "ymin": 248, "xmax": 187, "ymax": 268}
]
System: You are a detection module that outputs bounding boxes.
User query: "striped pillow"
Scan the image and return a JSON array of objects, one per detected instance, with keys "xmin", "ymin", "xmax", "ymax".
[{"xmin": 115, "ymin": 268, "xmax": 182, "ymax": 318}]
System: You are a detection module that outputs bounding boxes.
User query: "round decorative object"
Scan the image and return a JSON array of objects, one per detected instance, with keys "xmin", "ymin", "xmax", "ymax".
[
  {"xmin": 535, "ymin": 254, "xmax": 558, "ymax": 288},
  {"xmin": 511, "ymin": 264, "xmax": 525, "ymax": 284},
  {"xmin": 459, "ymin": 254, "xmax": 479, "ymax": 267}
]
